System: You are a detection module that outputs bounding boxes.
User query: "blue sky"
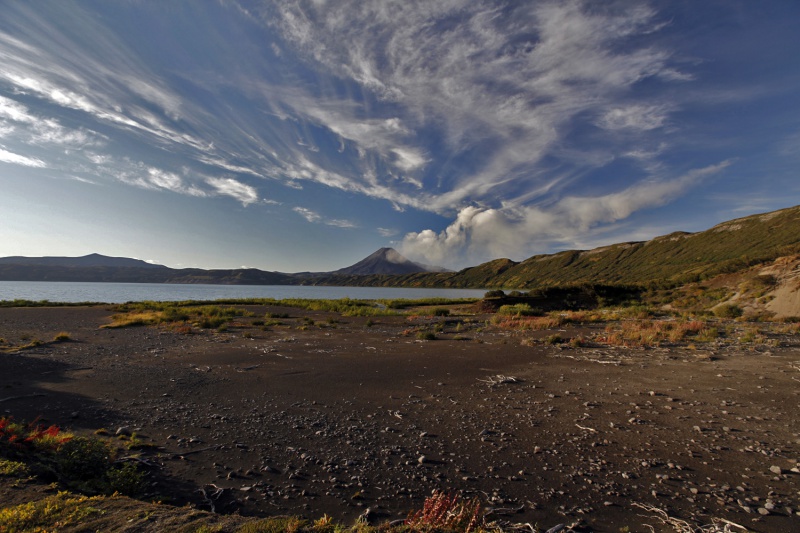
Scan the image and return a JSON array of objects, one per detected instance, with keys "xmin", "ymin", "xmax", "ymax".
[{"xmin": 1, "ymin": 1, "xmax": 799, "ymax": 271}]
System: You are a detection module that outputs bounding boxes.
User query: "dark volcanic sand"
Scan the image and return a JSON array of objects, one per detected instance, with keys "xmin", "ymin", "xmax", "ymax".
[{"xmin": 1, "ymin": 305, "xmax": 798, "ymax": 531}]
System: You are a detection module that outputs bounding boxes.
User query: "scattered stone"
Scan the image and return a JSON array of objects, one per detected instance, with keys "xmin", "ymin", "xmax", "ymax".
[{"xmin": 769, "ymin": 465, "xmax": 783, "ymax": 475}]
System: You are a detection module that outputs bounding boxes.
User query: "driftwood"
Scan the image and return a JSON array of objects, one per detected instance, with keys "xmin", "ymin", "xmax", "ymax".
[
  {"xmin": 172, "ymin": 445, "xmax": 220, "ymax": 459},
  {"xmin": 115, "ymin": 455, "xmax": 156, "ymax": 467},
  {"xmin": 198, "ymin": 483, "xmax": 227, "ymax": 514},
  {"xmin": 477, "ymin": 374, "xmax": 521, "ymax": 386},
  {"xmin": 632, "ymin": 502, "xmax": 749, "ymax": 532}
]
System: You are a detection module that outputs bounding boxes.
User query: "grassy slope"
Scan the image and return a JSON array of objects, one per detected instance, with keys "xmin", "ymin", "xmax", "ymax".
[{"xmin": 347, "ymin": 205, "xmax": 800, "ymax": 289}]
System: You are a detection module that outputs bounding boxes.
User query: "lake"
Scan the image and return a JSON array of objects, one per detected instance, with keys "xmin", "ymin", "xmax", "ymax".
[{"xmin": 0, "ymin": 281, "xmax": 488, "ymax": 304}]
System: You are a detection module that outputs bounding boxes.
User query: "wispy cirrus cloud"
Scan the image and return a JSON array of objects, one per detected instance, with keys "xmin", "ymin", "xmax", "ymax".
[
  {"xmin": 115, "ymin": 164, "xmax": 206, "ymax": 198},
  {"xmin": 0, "ymin": 95, "xmax": 103, "ymax": 149},
  {"xmin": 293, "ymin": 206, "xmax": 356, "ymax": 228},
  {"xmin": 0, "ymin": 147, "xmax": 46, "ymax": 167},
  {"xmin": 205, "ymin": 177, "xmax": 260, "ymax": 206},
  {"xmin": 1, "ymin": 1, "xmax": 789, "ymax": 270},
  {"xmin": 265, "ymin": 1, "xmax": 687, "ymax": 210},
  {"xmin": 597, "ymin": 104, "xmax": 672, "ymax": 131},
  {"xmin": 258, "ymin": 0, "xmax": 709, "ymax": 261},
  {"xmin": 293, "ymin": 207, "xmax": 321, "ymax": 223}
]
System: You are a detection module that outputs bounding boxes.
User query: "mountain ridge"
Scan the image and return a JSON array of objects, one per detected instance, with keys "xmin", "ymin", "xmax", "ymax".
[
  {"xmin": 1, "ymin": 205, "xmax": 799, "ymax": 288},
  {"xmin": 0, "ymin": 253, "xmax": 165, "ymax": 269}
]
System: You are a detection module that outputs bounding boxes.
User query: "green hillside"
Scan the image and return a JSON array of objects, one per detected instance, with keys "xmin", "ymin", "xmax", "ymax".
[{"xmin": 323, "ymin": 205, "xmax": 800, "ymax": 289}]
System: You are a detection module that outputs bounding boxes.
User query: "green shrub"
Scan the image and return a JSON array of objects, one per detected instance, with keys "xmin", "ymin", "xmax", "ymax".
[
  {"xmin": 106, "ymin": 462, "xmax": 147, "ymax": 496},
  {"xmin": 198, "ymin": 317, "xmax": 227, "ymax": 329},
  {"xmin": 497, "ymin": 303, "xmax": 541, "ymax": 316},
  {"xmin": 0, "ymin": 459, "xmax": 28, "ymax": 477},
  {"xmin": 432, "ymin": 308, "xmax": 450, "ymax": 317},
  {"xmin": 544, "ymin": 334, "xmax": 563, "ymax": 345},
  {"xmin": 714, "ymin": 304, "xmax": 743, "ymax": 319},
  {"xmin": 56, "ymin": 437, "xmax": 111, "ymax": 483},
  {"xmin": 416, "ymin": 331, "xmax": 437, "ymax": 341},
  {"xmin": 484, "ymin": 290, "xmax": 506, "ymax": 298}
]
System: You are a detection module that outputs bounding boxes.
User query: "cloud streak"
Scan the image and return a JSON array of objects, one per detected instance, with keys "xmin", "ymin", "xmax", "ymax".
[
  {"xmin": 0, "ymin": 147, "xmax": 46, "ymax": 167},
  {"xmin": 401, "ymin": 161, "xmax": 732, "ymax": 266},
  {"xmin": 293, "ymin": 206, "xmax": 356, "ymax": 228}
]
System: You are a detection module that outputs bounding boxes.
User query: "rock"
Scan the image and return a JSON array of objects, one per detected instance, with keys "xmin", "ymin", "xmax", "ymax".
[
  {"xmin": 757, "ymin": 507, "xmax": 770, "ymax": 516},
  {"xmin": 418, "ymin": 455, "xmax": 427, "ymax": 465},
  {"xmin": 769, "ymin": 465, "xmax": 782, "ymax": 475},
  {"xmin": 115, "ymin": 426, "xmax": 131, "ymax": 436}
]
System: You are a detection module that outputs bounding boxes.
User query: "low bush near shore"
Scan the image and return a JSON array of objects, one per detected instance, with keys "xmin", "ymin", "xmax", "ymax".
[
  {"xmin": 0, "ymin": 416, "xmax": 147, "ymax": 498},
  {"xmin": 53, "ymin": 331, "xmax": 72, "ymax": 341}
]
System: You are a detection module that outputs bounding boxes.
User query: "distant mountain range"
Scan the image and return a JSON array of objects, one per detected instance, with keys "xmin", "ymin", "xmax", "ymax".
[
  {"xmin": 1, "ymin": 205, "xmax": 799, "ymax": 289},
  {"xmin": 0, "ymin": 248, "xmax": 445, "ymax": 285},
  {"xmin": 0, "ymin": 253, "xmax": 164, "ymax": 269}
]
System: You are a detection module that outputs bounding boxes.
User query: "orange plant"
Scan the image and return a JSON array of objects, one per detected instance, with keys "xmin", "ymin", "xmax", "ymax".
[
  {"xmin": 406, "ymin": 491, "xmax": 483, "ymax": 533},
  {"xmin": 0, "ymin": 416, "xmax": 72, "ymax": 452}
]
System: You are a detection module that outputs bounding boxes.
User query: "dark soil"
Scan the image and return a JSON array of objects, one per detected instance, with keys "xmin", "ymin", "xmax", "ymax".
[{"xmin": 1, "ymin": 305, "xmax": 798, "ymax": 532}]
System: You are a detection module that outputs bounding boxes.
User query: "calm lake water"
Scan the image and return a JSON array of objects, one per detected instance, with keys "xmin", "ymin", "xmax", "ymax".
[{"xmin": 0, "ymin": 281, "xmax": 487, "ymax": 304}]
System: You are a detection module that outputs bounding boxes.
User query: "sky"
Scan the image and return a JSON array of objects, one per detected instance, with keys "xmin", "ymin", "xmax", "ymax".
[{"xmin": 1, "ymin": 1, "xmax": 799, "ymax": 272}]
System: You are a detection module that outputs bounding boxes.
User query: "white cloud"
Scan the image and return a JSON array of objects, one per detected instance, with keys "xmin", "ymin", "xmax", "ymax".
[
  {"xmin": 0, "ymin": 95, "xmax": 102, "ymax": 148},
  {"xmin": 377, "ymin": 227, "xmax": 398, "ymax": 237},
  {"xmin": 401, "ymin": 161, "xmax": 732, "ymax": 266},
  {"xmin": 0, "ymin": 95, "xmax": 36, "ymax": 123},
  {"xmin": 597, "ymin": 105, "xmax": 670, "ymax": 131},
  {"xmin": 293, "ymin": 206, "xmax": 322, "ymax": 223},
  {"xmin": 205, "ymin": 177, "xmax": 259, "ymax": 205},
  {"xmin": 293, "ymin": 206, "xmax": 356, "ymax": 228},
  {"xmin": 327, "ymin": 218, "xmax": 358, "ymax": 228},
  {"xmin": 0, "ymin": 147, "xmax": 46, "ymax": 167},
  {"xmin": 66, "ymin": 175, "xmax": 97, "ymax": 185},
  {"xmin": 278, "ymin": 94, "xmax": 428, "ymax": 173},
  {"xmin": 265, "ymin": 0, "xmax": 687, "ymax": 216},
  {"xmin": 113, "ymin": 162, "xmax": 208, "ymax": 199}
]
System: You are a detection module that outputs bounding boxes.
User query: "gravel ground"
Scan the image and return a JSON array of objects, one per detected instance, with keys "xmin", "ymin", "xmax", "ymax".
[{"xmin": 1, "ymin": 304, "xmax": 798, "ymax": 531}]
